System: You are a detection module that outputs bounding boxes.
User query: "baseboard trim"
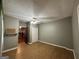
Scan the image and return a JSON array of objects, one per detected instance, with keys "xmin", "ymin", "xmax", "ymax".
[
  {"xmin": 28, "ymin": 41, "xmax": 39, "ymax": 44},
  {"xmin": 39, "ymin": 40, "xmax": 77, "ymax": 59},
  {"xmin": 28, "ymin": 43, "xmax": 32, "ymax": 44},
  {"xmin": 39, "ymin": 40, "xmax": 73, "ymax": 51},
  {"xmin": 72, "ymin": 50, "xmax": 76, "ymax": 59},
  {"xmin": 2, "ymin": 47, "xmax": 17, "ymax": 53},
  {"xmin": 3, "ymin": 41, "xmax": 75, "ymax": 59}
]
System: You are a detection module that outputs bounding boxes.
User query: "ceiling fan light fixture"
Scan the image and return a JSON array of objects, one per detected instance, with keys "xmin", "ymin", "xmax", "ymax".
[
  {"xmin": 31, "ymin": 20, "xmax": 40, "ymax": 24},
  {"xmin": 33, "ymin": 17, "xmax": 37, "ymax": 20}
]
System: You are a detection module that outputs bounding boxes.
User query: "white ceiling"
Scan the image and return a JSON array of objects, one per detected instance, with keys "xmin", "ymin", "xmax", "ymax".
[{"xmin": 3, "ymin": 0, "xmax": 75, "ymax": 22}]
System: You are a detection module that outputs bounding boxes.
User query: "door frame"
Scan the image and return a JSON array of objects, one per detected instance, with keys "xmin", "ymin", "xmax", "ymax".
[{"xmin": 0, "ymin": 10, "xmax": 4, "ymax": 56}]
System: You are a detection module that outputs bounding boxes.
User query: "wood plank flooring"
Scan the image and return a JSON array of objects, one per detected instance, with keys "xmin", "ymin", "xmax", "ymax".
[{"xmin": 3, "ymin": 42, "xmax": 74, "ymax": 59}]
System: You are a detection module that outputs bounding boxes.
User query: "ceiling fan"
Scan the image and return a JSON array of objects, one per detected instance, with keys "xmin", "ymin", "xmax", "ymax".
[
  {"xmin": 30, "ymin": 17, "xmax": 40, "ymax": 24},
  {"xmin": 30, "ymin": 16, "xmax": 58, "ymax": 24}
]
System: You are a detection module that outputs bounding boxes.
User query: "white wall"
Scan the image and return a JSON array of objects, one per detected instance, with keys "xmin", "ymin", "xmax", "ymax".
[
  {"xmin": 39, "ymin": 17, "xmax": 73, "ymax": 49},
  {"xmin": 72, "ymin": 0, "xmax": 79, "ymax": 59},
  {"xmin": 30, "ymin": 23, "xmax": 38, "ymax": 43},
  {"xmin": 4, "ymin": 15, "xmax": 19, "ymax": 50}
]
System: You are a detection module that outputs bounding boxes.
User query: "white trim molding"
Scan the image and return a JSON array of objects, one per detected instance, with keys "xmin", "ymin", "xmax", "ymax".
[
  {"xmin": 28, "ymin": 40, "xmax": 39, "ymax": 44},
  {"xmin": 72, "ymin": 50, "xmax": 77, "ymax": 59},
  {"xmin": 2, "ymin": 47, "xmax": 17, "ymax": 53},
  {"xmin": 28, "ymin": 43, "xmax": 32, "ymax": 44},
  {"xmin": 39, "ymin": 40, "xmax": 73, "ymax": 51},
  {"xmin": 39, "ymin": 40, "xmax": 76, "ymax": 59},
  {"xmin": 0, "ymin": 10, "xmax": 4, "ymax": 56}
]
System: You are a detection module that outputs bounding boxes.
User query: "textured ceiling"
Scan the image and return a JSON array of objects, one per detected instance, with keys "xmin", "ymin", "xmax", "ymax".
[{"xmin": 3, "ymin": 0, "xmax": 75, "ymax": 22}]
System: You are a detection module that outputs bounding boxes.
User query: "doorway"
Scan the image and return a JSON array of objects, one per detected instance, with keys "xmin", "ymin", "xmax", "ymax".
[{"xmin": 18, "ymin": 21, "xmax": 30, "ymax": 44}]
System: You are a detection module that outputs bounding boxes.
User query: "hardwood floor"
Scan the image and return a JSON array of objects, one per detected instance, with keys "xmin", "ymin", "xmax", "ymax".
[{"xmin": 3, "ymin": 42, "xmax": 74, "ymax": 59}]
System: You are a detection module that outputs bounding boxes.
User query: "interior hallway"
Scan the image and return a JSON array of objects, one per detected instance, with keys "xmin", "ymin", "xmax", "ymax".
[{"xmin": 3, "ymin": 42, "xmax": 74, "ymax": 59}]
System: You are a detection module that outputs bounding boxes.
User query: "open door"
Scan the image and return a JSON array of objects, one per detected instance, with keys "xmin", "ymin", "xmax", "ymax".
[{"xmin": 18, "ymin": 21, "xmax": 30, "ymax": 44}]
